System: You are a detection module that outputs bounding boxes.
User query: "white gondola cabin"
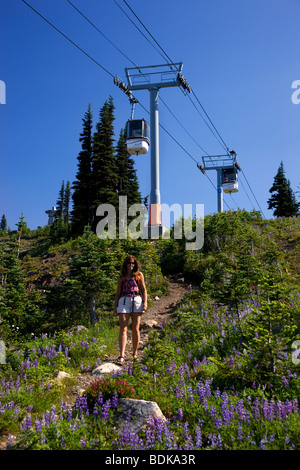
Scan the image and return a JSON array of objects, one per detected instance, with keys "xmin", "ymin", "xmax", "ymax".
[
  {"xmin": 126, "ymin": 119, "xmax": 150, "ymax": 155},
  {"xmin": 222, "ymin": 167, "xmax": 238, "ymax": 193}
]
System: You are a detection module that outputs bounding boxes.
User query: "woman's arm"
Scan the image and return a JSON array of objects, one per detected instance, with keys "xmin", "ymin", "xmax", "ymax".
[
  {"xmin": 139, "ymin": 272, "xmax": 147, "ymax": 311},
  {"xmin": 113, "ymin": 276, "xmax": 123, "ymax": 316}
]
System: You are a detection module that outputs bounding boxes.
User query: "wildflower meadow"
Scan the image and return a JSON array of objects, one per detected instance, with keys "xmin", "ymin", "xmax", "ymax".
[{"xmin": 1, "ymin": 211, "xmax": 300, "ymax": 451}]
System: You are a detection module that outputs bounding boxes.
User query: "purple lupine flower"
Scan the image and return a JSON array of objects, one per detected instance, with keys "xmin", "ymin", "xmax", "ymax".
[
  {"xmin": 80, "ymin": 438, "xmax": 87, "ymax": 448},
  {"xmin": 60, "ymin": 401, "xmax": 67, "ymax": 412},
  {"xmin": 127, "ymin": 360, "xmax": 133, "ymax": 376},
  {"xmin": 44, "ymin": 410, "xmax": 50, "ymax": 426},
  {"xmin": 194, "ymin": 426, "xmax": 202, "ymax": 448},
  {"xmin": 21, "ymin": 415, "xmax": 32, "ymax": 430},
  {"xmin": 281, "ymin": 376, "xmax": 289, "ymax": 388},
  {"xmin": 208, "ymin": 433, "xmax": 223, "ymax": 449},
  {"xmin": 6, "ymin": 435, "xmax": 14, "ymax": 449},
  {"xmin": 259, "ymin": 436, "xmax": 268, "ymax": 450},
  {"xmin": 34, "ymin": 418, "xmax": 42, "ymax": 432},
  {"xmin": 97, "ymin": 392, "xmax": 103, "ymax": 406},
  {"xmin": 177, "ymin": 408, "xmax": 183, "ymax": 421},
  {"xmin": 112, "ymin": 392, "xmax": 118, "ymax": 408},
  {"xmin": 101, "ymin": 400, "xmax": 111, "ymax": 421},
  {"xmin": 237, "ymin": 424, "xmax": 243, "ymax": 440}
]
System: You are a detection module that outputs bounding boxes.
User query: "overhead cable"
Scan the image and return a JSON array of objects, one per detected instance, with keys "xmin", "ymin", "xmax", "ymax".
[{"xmin": 21, "ymin": 0, "xmax": 115, "ymax": 79}]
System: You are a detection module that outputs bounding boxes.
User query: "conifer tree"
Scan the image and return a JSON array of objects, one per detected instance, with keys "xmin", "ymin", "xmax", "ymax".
[
  {"xmin": 0, "ymin": 214, "xmax": 7, "ymax": 232},
  {"xmin": 63, "ymin": 180, "xmax": 71, "ymax": 224},
  {"xmin": 55, "ymin": 181, "xmax": 65, "ymax": 220},
  {"xmin": 267, "ymin": 161, "xmax": 299, "ymax": 217},
  {"xmin": 71, "ymin": 104, "xmax": 93, "ymax": 234},
  {"xmin": 91, "ymin": 96, "xmax": 118, "ymax": 230},
  {"xmin": 0, "ymin": 238, "xmax": 42, "ymax": 336},
  {"xmin": 51, "ymin": 180, "xmax": 71, "ymax": 242}
]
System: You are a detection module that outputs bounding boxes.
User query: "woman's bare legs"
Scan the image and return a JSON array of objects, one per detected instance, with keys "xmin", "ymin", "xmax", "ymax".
[
  {"xmin": 118, "ymin": 313, "xmax": 130, "ymax": 360},
  {"xmin": 131, "ymin": 313, "xmax": 141, "ymax": 357}
]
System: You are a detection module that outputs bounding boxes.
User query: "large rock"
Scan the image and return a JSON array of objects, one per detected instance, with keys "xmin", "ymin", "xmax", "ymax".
[
  {"xmin": 92, "ymin": 362, "xmax": 122, "ymax": 375},
  {"xmin": 54, "ymin": 371, "xmax": 73, "ymax": 382},
  {"xmin": 113, "ymin": 398, "xmax": 166, "ymax": 434},
  {"xmin": 66, "ymin": 325, "xmax": 88, "ymax": 334},
  {"xmin": 140, "ymin": 319, "xmax": 158, "ymax": 329}
]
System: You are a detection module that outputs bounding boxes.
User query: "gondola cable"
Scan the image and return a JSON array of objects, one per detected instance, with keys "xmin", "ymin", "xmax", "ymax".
[{"xmin": 21, "ymin": 0, "xmax": 115, "ymax": 79}]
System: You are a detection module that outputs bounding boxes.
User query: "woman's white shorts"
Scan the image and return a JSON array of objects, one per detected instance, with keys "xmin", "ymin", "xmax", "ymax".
[{"xmin": 117, "ymin": 295, "xmax": 143, "ymax": 314}]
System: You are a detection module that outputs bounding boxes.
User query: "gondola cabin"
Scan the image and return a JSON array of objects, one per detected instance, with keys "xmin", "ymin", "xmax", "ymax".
[
  {"xmin": 126, "ymin": 119, "xmax": 150, "ymax": 155},
  {"xmin": 222, "ymin": 167, "xmax": 238, "ymax": 193}
]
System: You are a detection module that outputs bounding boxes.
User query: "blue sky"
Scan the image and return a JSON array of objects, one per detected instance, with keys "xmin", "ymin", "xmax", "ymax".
[{"xmin": 1, "ymin": 0, "xmax": 299, "ymax": 230}]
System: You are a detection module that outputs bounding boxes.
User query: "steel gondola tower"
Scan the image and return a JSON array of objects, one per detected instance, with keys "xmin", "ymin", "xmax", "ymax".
[{"xmin": 124, "ymin": 62, "xmax": 191, "ymax": 237}]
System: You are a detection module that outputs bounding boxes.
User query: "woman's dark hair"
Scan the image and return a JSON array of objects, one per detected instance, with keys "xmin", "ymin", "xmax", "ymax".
[{"xmin": 120, "ymin": 255, "xmax": 140, "ymax": 278}]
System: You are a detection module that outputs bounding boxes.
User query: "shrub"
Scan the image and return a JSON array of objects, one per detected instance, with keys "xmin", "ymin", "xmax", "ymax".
[{"xmin": 84, "ymin": 378, "xmax": 138, "ymax": 411}]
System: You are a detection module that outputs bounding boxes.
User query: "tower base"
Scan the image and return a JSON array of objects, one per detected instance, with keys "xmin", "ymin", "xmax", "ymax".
[{"xmin": 143, "ymin": 224, "xmax": 165, "ymax": 239}]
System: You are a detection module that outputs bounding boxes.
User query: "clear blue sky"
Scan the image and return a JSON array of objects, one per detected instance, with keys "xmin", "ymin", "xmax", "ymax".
[{"xmin": 1, "ymin": 0, "xmax": 299, "ymax": 230}]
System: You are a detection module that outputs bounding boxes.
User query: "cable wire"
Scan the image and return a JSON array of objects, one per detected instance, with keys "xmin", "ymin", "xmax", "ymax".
[
  {"xmin": 21, "ymin": 0, "xmax": 115, "ymax": 79},
  {"xmin": 112, "ymin": 0, "xmax": 168, "ymax": 63},
  {"xmin": 121, "ymin": 0, "xmax": 177, "ymax": 69},
  {"xmin": 66, "ymin": 0, "xmax": 137, "ymax": 69},
  {"xmin": 241, "ymin": 170, "xmax": 266, "ymax": 218}
]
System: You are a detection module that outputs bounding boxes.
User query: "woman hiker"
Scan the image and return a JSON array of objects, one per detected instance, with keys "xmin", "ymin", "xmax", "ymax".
[{"xmin": 113, "ymin": 255, "xmax": 147, "ymax": 364}]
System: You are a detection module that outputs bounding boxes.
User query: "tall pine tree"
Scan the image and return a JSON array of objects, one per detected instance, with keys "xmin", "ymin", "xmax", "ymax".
[
  {"xmin": 267, "ymin": 161, "xmax": 299, "ymax": 217},
  {"xmin": 71, "ymin": 104, "xmax": 93, "ymax": 234},
  {"xmin": 63, "ymin": 181, "xmax": 71, "ymax": 224},
  {"xmin": 55, "ymin": 181, "xmax": 65, "ymax": 220},
  {"xmin": 0, "ymin": 214, "xmax": 7, "ymax": 232},
  {"xmin": 91, "ymin": 96, "xmax": 118, "ymax": 230}
]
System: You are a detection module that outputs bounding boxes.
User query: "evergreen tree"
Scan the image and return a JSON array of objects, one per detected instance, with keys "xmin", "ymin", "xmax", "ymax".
[
  {"xmin": 52, "ymin": 180, "xmax": 71, "ymax": 242},
  {"xmin": 267, "ymin": 161, "xmax": 299, "ymax": 217},
  {"xmin": 15, "ymin": 213, "xmax": 29, "ymax": 256},
  {"xmin": 63, "ymin": 180, "xmax": 71, "ymax": 224},
  {"xmin": 91, "ymin": 96, "xmax": 118, "ymax": 231},
  {"xmin": 0, "ymin": 214, "xmax": 7, "ymax": 232},
  {"xmin": 55, "ymin": 181, "xmax": 65, "ymax": 220},
  {"xmin": 71, "ymin": 104, "xmax": 93, "ymax": 234},
  {"xmin": 0, "ymin": 238, "xmax": 42, "ymax": 337}
]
